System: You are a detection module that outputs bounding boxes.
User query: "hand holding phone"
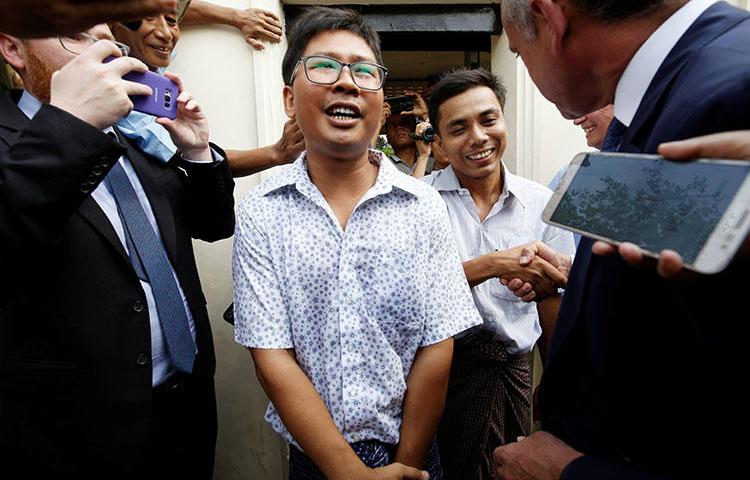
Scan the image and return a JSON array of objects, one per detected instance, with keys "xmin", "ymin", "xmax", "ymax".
[
  {"xmin": 154, "ymin": 71, "xmax": 212, "ymax": 161},
  {"xmin": 50, "ymin": 42, "xmax": 151, "ymax": 129},
  {"xmin": 544, "ymin": 152, "xmax": 750, "ymax": 274}
]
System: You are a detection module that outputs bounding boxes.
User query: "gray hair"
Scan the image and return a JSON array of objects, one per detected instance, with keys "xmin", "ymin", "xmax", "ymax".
[
  {"xmin": 501, "ymin": 0, "xmax": 536, "ymax": 40},
  {"xmin": 501, "ymin": 0, "xmax": 679, "ymax": 39}
]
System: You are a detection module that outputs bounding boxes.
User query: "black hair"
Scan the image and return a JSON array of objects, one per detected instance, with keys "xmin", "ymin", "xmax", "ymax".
[
  {"xmin": 282, "ymin": 7, "xmax": 383, "ymax": 86},
  {"xmin": 428, "ymin": 68, "xmax": 507, "ymax": 133}
]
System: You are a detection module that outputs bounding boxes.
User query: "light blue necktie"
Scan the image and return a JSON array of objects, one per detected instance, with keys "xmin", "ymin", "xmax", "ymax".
[{"xmin": 105, "ymin": 159, "xmax": 196, "ymax": 373}]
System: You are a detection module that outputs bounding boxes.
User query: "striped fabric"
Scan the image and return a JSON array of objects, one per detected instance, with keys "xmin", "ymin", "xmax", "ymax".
[{"xmin": 437, "ymin": 331, "xmax": 532, "ymax": 479}]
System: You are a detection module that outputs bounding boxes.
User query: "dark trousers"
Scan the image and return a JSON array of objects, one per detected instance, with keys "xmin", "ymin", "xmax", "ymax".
[
  {"xmin": 289, "ymin": 439, "xmax": 443, "ymax": 479},
  {"xmin": 140, "ymin": 372, "xmax": 218, "ymax": 480},
  {"xmin": 437, "ymin": 331, "xmax": 532, "ymax": 480}
]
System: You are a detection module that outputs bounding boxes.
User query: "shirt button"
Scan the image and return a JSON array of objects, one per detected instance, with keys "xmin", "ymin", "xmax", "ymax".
[
  {"xmin": 132, "ymin": 300, "xmax": 145, "ymax": 312},
  {"xmin": 136, "ymin": 353, "xmax": 149, "ymax": 366}
]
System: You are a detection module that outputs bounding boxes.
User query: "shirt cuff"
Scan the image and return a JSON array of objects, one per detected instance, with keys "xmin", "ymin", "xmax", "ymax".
[{"xmin": 182, "ymin": 146, "xmax": 224, "ymax": 164}]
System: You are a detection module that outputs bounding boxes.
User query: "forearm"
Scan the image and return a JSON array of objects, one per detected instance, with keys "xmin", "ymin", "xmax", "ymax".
[
  {"xmin": 536, "ymin": 294, "xmax": 561, "ymax": 365},
  {"xmin": 251, "ymin": 349, "xmax": 368, "ymax": 480},
  {"xmin": 396, "ymin": 339, "xmax": 453, "ymax": 468},
  {"xmin": 410, "ymin": 153, "xmax": 431, "ymax": 178},
  {"xmin": 181, "ymin": 0, "xmax": 239, "ymax": 28},
  {"xmin": 227, "ymin": 145, "xmax": 279, "ymax": 177},
  {"xmin": 463, "ymin": 252, "xmax": 507, "ymax": 288}
]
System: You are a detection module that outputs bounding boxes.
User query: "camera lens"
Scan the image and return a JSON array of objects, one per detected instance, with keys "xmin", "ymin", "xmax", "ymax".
[{"xmin": 422, "ymin": 126, "xmax": 435, "ymax": 143}]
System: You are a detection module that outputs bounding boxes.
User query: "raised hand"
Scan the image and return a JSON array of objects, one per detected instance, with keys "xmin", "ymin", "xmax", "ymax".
[
  {"xmin": 50, "ymin": 41, "xmax": 151, "ymax": 129},
  {"xmin": 156, "ymin": 71, "xmax": 211, "ymax": 161}
]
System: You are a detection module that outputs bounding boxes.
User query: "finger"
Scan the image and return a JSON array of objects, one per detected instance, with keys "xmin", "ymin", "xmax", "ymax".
[
  {"xmin": 260, "ymin": 21, "xmax": 284, "ymax": 37},
  {"xmin": 657, "ymin": 249, "xmax": 684, "ymax": 278},
  {"xmin": 592, "ymin": 241, "xmax": 617, "ymax": 256},
  {"xmin": 255, "ymin": 26, "xmax": 282, "ymax": 41},
  {"xmin": 80, "ymin": 40, "xmax": 125, "ymax": 63},
  {"xmin": 122, "ymin": 79, "xmax": 153, "ymax": 97},
  {"xmin": 184, "ymin": 99, "xmax": 200, "ymax": 112},
  {"xmin": 261, "ymin": 10, "xmax": 282, "ymax": 24},
  {"xmin": 658, "ymin": 130, "xmax": 750, "ymax": 160},
  {"xmin": 573, "ymin": 115, "xmax": 588, "ymax": 125},
  {"xmin": 506, "ymin": 278, "xmax": 524, "ymax": 291},
  {"xmin": 162, "ymin": 71, "xmax": 184, "ymax": 93},
  {"xmin": 246, "ymin": 37, "xmax": 265, "ymax": 50},
  {"xmin": 522, "ymin": 291, "xmax": 537, "ymax": 302},
  {"xmin": 520, "ymin": 282, "xmax": 533, "ymax": 295},
  {"xmin": 176, "ymin": 90, "xmax": 192, "ymax": 104},
  {"xmin": 108, "ymin": 56, "xmax": 150, "ymax": 77},
  {"xmin": 539, "ymin": 257, "xmax": 567, "ymax": 286},
  {"xmin": 618, "ymin": 242, "xmax": 644, "ymax": 265},
  {"xmin": 519, "ymin": 245, "xmax": 536, "ymax": 265},
  {"xmin": 155, "ymin": 117, "xmax": 173, "ymax": 129}
]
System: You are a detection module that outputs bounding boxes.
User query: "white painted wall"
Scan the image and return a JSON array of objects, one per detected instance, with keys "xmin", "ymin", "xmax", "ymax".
[{"xmin": 170, "ymin": 1, "xmax": 289, "ymax": 478}]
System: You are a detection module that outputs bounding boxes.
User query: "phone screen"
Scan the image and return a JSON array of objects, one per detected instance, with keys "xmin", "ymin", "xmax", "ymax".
[{"xmin": 549, "ymin": 153, "xmax": 750, "ymax": 263}]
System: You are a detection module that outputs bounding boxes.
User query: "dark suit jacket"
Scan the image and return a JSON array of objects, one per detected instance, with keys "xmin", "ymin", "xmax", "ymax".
[
  {"xmin": 539, "ymin": 3, "xmax": 750, "ymax": 479},
  {"xmin": 0, "ymin": 90, "xmax": 235, "ymax": 477}
]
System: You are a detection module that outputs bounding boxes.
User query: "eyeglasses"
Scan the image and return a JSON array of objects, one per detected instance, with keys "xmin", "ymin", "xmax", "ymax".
[
  {"xmin": 290, "ymin": 55, "xmax": 388, "ymax": 91},
  {"xmin": 59, "ymin": 32, "xmax": 130, "ymax": 57}
]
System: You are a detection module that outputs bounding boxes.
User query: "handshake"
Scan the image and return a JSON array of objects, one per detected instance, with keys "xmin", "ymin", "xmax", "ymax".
[{"xmin": 495, "ymin": 241, "xmax": 572, "ymax": 302}]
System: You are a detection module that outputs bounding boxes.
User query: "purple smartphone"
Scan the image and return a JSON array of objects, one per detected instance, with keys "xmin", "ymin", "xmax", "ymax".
[{"xmin": 122, "ymin": 70, "xmax": 179, "ymax": 120}]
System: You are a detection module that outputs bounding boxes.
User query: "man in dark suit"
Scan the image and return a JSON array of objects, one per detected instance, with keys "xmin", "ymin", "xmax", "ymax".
[
  {"xmin": 0, "ymin": 23, "xmax": 234, "ymax": 479},
  {"xmin": 494, "ymin": 1, "xmax": 750, "ymax": 478}
]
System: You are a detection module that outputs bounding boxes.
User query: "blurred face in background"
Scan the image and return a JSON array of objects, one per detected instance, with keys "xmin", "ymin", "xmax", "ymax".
[
  {"xmin": 111, "ymin": 13, "xmax": 180, "ymax": 70},
  {"xmin": 573, "ymin": 104, "xmax": 614, "ymax": 149},
  {"xmin": 386, "ymin": 113, "xmax": 416, "ymax": 150}
]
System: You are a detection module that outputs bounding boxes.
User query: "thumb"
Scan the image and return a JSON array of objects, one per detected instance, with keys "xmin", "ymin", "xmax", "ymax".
[{"xmin": 518, "ymin": 245, "xmax": 535, "ymax": 265}]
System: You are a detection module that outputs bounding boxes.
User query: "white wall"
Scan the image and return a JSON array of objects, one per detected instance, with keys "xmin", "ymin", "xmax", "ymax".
[{"xmin": 170, "ymin": 1, "xmax": 289, "ymax": 478}]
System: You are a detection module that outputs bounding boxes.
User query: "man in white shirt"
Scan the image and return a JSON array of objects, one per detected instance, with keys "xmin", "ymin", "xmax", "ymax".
[
  {"xmin": 494, "ymin": 1, "xmax": 750, "ymax": 478},
  {"xmin": 422, "ymin": 68, "xmax": 575, "ymax": 480}
]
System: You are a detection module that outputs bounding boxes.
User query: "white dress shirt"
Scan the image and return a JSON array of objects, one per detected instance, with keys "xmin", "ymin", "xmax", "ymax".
[{"xmin": 423, "ymin": 164, "xmax": 576, "ymax": 354}]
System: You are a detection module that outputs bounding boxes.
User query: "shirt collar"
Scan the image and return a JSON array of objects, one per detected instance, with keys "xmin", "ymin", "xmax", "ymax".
[
  {"xmin": 614, "ymin": 0, "xmax": 717, "ymax": 127},
  {"xmin": 430, "ymin": 163, "xmax": 526, "ymax": 209},
  {"xmin": 259, "ymin": 149, "xmax": 422, "ymax": 199},
  {"xmin": 17, "ymin": 90, "xmax": 43, "ymax": 119}
]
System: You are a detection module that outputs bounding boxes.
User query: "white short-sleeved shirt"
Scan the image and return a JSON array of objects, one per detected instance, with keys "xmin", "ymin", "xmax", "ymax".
[
  {"xmin": 422, "ymin": 165, "xmax": 576, "ymax": 354},
  {"xmin": 233, "ymin": 151, "xmax": 481, "ymax": 447}
]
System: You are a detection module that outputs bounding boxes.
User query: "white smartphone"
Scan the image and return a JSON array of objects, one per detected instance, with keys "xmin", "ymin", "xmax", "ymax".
[{"xmin": 543, "ymin": 152, "xmax": 750, "ymax": 274}]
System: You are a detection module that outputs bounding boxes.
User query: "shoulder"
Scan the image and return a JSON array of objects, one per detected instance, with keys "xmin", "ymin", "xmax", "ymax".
[
  {"xmin": 236, "ymin": 167, "xmax": 296, "ymax": 225},
  {"xmin": 508, "ymin": 172, "xmax": 553, "ymax": 210}
]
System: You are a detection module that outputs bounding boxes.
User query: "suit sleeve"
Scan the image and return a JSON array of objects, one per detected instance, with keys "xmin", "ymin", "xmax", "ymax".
[
  {"xmin": 174, "ymin": 143, "xmax": 235, "ymax": 242},
  {"xmin": 0, "ymin": 104, "xmax": 123, "ymax": 255}
]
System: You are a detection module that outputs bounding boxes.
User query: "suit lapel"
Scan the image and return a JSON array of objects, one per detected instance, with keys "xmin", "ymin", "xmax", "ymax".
[
  {"xmin": 624, "ymin": 2, "xmax": 743, "ymax": 149},
  {"xmin": 117, "ymin": 130, "xmax": 179, "ymax": 266},
  {"xmin": 78, "ymin": 196, "xmax": 130, "ymax": 263},
  {"xmin": 548, "ymin": 2, "xmax": 744, "ymax": 364}
]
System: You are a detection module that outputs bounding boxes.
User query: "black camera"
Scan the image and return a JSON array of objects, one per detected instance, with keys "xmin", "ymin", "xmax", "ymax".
[
  {"xmin": 411, "ymin": 124, "xmax": 436, "ymax": 143},
  {"xmin": 385, "ymin": 95, "xmax": 414, "ymax": 114}
]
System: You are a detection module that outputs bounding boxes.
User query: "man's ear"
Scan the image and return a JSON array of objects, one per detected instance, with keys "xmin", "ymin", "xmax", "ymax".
[
  {"xmin": 530, "ymin": 0, "xmax": 569, "ymax": 54},
  {"xmin": 282, "ymin": 84, "xmax": 296, "ymax": 118},
  {"xmin": 0, "ymin": 34, "xmax": 26, "ymax": 72}
]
